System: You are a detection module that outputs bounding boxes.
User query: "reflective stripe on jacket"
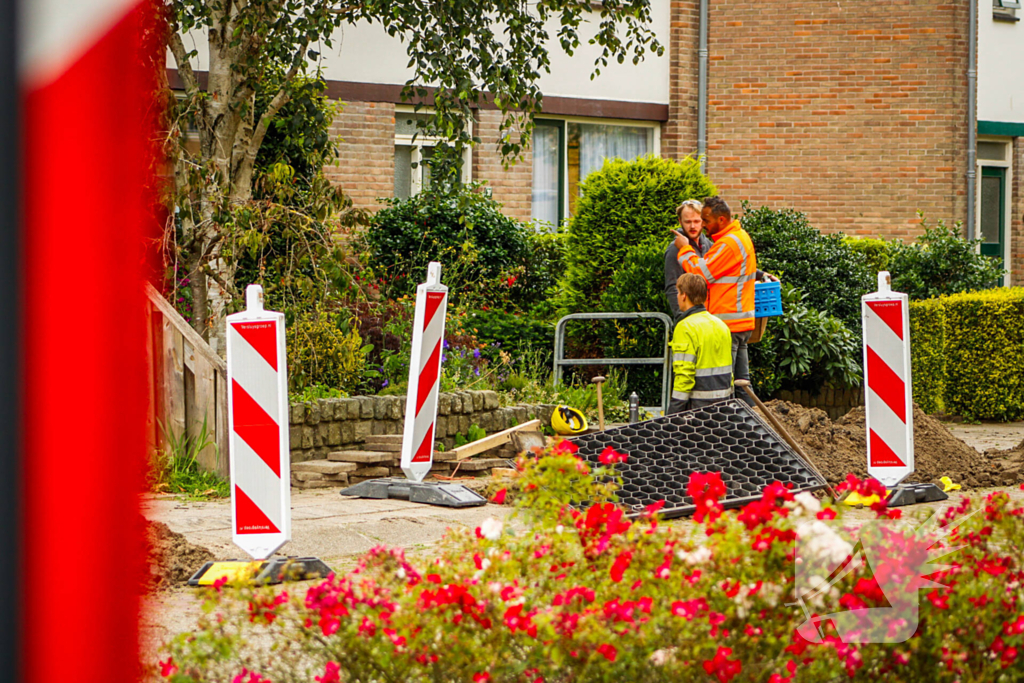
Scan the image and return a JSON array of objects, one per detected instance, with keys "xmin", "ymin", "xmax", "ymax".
[
  {"xmin": 676, "ymin": 220, "xmax": 758, "ymax": 332},
  {"xmin": 670, "ymin": 305, "xmax": 734, "ymax": 404}
]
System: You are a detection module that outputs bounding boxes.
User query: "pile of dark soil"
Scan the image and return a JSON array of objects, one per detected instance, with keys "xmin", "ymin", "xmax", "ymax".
[
  {"xmin": 147, "ymin": 521, "xmax": 214, "ymax": 589},
  {"xmin": 762, "ymin": 400, "xmax": 1023, "ymax": 489}
]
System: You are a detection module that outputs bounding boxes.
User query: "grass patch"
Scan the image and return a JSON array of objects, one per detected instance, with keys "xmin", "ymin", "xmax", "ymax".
[{"xmin": 152, "ymin": 418, "xmax": 230, "ymax": 500}]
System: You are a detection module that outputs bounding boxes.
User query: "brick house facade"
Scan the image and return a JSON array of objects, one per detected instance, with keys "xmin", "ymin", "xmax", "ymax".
[{"xmin": 243, "ymin": 0, "xmax": 1023, "ymax": 283}]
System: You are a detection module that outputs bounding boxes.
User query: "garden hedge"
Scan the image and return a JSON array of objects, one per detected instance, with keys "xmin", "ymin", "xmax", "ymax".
[
  {"xmin": 908, "ymin": 298, "xmax": 946, "ymax": 415},
  {"xmin": 941, "ymin": 288, "xmax": 1024, "ymax": 421}
]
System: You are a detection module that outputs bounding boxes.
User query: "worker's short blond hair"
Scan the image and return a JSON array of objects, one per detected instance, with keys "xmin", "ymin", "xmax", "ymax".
[
  {"xmin": 677, "ymin": 273, "xmax": 707, "ymax": 305},
  {"xmin": 675, "ymin": 198, "xmax": 703, "ymax": 221}
]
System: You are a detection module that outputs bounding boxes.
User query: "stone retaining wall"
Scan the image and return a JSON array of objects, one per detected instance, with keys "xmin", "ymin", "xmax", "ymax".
[
  {"xmin": 288, "ymin": 390, "xmax": 549, "ymax": 464},
  {"xmin": 774, "ymin": 387, "xmax": 864, "ymax": 421}
]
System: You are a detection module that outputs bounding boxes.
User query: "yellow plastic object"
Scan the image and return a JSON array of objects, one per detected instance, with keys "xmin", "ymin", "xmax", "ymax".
[
  {"xmin": 193, "ymin": 561, "xmax": 264, "ymax": 586},
  {"xmin": 551, "ymin": 405, "xmax": 588, "ymax": 435},
  {"xmin": 940, "ymin": 476, "xmax": 961, "ymax": 493},
  {"xmin": 841, "ymin": 490, "xmax": 890, "ymax": 507}
]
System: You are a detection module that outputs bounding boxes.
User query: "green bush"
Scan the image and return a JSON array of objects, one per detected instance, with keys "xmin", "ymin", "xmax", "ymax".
[
  {"xmin": 941, "ymin": 288, "xmax": 1024, "ymax": 421},
  {"xmin": 908, "ymin": 298, "xmax": 946, "ymax": 415},
  {"xmin": 748, "ymin": 285, "xmax": 862, "ymax": 395},
  {"xmin": 515, "ymin": 228, "xmax": 568, "ymax": 313},
  {"xmin": 468, "ymin": 309, "xmax": 555, "ymax": 366},
  {"xmin": 843, "ymin": 236, "xmax": 891, "ymax": 275},
  {"xmin": 287, "ymin": 309, "xmax": 370, "ymax": 393},
  {"xmin": 741, "ymin": 203, "xmax": 874, "ymax": 330},
  {"xmin": 888, "ymin": 214, "xmax": 1005, "ymax": 300},
  {"xmin": 361, "ymin": 186, "xmax": 532, "ymax": 307},
  {"xmin": 599, "ymin": 238, "xmax": 670, "ymax": 316},
  {"xmin": 556, "ymin": 155, "xmax": 715, "ymax": 313}
]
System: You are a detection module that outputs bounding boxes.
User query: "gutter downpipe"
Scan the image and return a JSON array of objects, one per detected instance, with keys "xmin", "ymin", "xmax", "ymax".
[
  {"xmin": 967, "ymin": 0, "xmax": 977, "ymax": 239},
  {"xmin": 698, "ymin": 0, "xmax": 708, "ymax": 172}
]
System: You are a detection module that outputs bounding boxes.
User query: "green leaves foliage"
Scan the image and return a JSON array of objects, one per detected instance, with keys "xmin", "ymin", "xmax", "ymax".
[
  {"xmin": 360, "ymin": 186, "xmax": 533, "ymax": 306},
  {"xmin": 741, "ymin": 203, "xmax": 873, "ymax": 330},
  {"xmin": 286, "ymin": 310, "xmax": 370, "ymax": 394},
  {"xmin": 749, "ymin": 285, "xmax": 862, "ymax": 396},
  {"xmin": 557, "ymin": 155, "xmax": 716, "ymax": 313},
  {"xmin": 912, "ymin": 288, "xmax": 1024, "ymax": 421},
  {"xmin": 888, "ymin": 214, "xmax": 1005, "ymax": 300}
]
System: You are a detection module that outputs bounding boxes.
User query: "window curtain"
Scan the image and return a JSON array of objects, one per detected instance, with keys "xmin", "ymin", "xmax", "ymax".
[
  {"xmin": 531, "ymin": 124, "xmax": 560, "ymax": 226},
  {"xmin": 578, "ymin": 123, "xmax": 650, "ymax": 182}
]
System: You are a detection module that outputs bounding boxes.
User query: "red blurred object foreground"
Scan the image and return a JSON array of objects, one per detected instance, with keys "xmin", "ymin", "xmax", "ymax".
[{"xmin": 20, "ymin": 1, "xmax": 152, "ymax": 680}]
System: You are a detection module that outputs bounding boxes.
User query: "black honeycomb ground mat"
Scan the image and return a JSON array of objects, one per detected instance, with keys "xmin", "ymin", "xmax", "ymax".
[{"xmin": 570, "ymin": 399, "xmax": 827, "ymax": 520}]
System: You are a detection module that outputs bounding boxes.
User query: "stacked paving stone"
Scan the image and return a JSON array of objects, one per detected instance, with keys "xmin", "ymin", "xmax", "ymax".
[
  {"xmin": 288, "ymin": 389, "xmax": 553, "ymax": 465},
  {"xmin": 289, "ymin": 434, "xmax": 522, "ymax": 489}
]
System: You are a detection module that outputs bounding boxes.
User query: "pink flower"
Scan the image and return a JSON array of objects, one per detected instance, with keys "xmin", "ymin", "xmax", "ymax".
[
  {"xmin": 159, "ymin": 658, "xmax": 178, "ymax": 677},
  {"xmin": 688, "ymin": 472, "xmax": 726, "ymax": 523},
  {"xmin": 610, "ymin": 550, "xmax": 633, "ymax": 582},
  {"xmin": 316, "ymin": 662, "xmax": 341, "ymax": 683},
  {"xmin": 599, "ymin": 446, "xmax": 628, "ymax": 465},
  {"xmin": 473, "ymin": 673, "xmax": 491, "ymax": 682},
  {"xmin": 597, "ymin": 643, "xmax": 618, "ymax": 662},
  {"xmin": 491, "ymin": 488, "xmax": 507, "ymax": 505},
  {"xmin": 702, "ymin": 647, "xmax": 742, "ymax": 683}
]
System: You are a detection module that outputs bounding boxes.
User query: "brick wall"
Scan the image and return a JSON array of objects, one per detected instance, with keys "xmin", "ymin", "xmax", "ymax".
[
  {"xmin": 683, "ymin": 0, "xmax": 970, "ymax": 239},
  {"xmin": 662, "ymin": 0, "xmax": 700, "ymax": 161},
  {"xmin": 325, "ymin": 100, "xmax": 395, "ymax": 214},
  {"xmin": 472, "ymin": 109, "xmax": 534, "ymax": 222},
  {"xmin": 1012, "ymin": 138, "xmax": 1024, "ymax": 286}
]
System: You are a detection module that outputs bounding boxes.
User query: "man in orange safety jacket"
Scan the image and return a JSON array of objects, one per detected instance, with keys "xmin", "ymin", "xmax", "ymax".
[{"xmin": 673, "ymin": 196, "xmax": 758, "ymax": 405}]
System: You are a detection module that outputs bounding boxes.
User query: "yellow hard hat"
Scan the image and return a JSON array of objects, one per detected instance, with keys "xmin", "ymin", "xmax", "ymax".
[{"xmin": 552, "ymin": 405, "xmax": 588, "ymax": 435}]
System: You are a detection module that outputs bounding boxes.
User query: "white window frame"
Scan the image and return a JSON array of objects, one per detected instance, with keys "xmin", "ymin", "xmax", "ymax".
[
  {"xmin": 394, "ymin": 105, "xmax": 472, "ymax": 198},
  {"xmin": 530, "ymin": 115, "xmax": 661, "ymax": 224},
  {"xmin": 975, "ymin": 135, "xmax": 1013, "ymax": 285}
]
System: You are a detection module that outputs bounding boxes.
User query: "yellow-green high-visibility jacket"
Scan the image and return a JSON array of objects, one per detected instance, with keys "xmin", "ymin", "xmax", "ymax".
[{"xmin": 670, "ymin": 305, "xmax": 734, "ymax": 406}]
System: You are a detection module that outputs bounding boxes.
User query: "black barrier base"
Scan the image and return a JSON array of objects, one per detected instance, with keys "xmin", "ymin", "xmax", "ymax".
[
  {"xmin": 340, "ymin": 477, "xmax": 487, "ymax": 508},
  {"xmin": 570, "ymin": 399, "xmax": 827, "ymax": 519},
  {"xmin": 886, "ymin": 482, "xmax": 949, "ymax": 507},
  {"xmin": 188, "ymin": 556, "xmax": 333, "ymax": 586}
]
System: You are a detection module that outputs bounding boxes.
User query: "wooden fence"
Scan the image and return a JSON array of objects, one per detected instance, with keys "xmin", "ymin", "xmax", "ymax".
[{"xmin": 145, "ymin": 282, "xmax": 229, "ymax": 478}]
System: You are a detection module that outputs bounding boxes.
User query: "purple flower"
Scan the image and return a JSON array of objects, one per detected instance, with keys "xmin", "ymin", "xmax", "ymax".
[
  {"xmin": 382, "ymin": 379, "xmax": 389, "ymax": 388},
  {"xmin": 473, "ymin": 367, "xmax": 481, "ymax": 377},
  {"xmin": 473, "ymin": 349, "xmax": 481, "ymax": 360},
  {"xmin": 443, "ymin": 339, "xmax": 450, "ymax": 350}
]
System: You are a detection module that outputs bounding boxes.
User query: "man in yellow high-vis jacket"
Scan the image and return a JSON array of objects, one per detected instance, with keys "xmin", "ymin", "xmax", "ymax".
[{"xmin": 668, "ymin": 273, "xmax": 734, "ymax": 415}]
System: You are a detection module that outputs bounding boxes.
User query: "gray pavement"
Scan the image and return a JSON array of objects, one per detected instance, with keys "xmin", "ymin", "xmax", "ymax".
[{"xmin": 143, "ymin": 487, "xmax": 514, "ymax": 567}]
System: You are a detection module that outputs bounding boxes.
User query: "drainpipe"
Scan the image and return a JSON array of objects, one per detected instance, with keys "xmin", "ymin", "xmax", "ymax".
[
  {"xmin": 697, "ymin": 0, "xmax": 708, "ymax": 172},
  {"xmin": 967, "ymin": 0, "xmax": 977, "ymax": 239}
]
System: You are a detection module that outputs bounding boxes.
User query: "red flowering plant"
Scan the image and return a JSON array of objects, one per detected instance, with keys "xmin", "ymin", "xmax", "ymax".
[{"xmin": 159, "ymin": 445, "xmax": 1024, "ymax": 682}]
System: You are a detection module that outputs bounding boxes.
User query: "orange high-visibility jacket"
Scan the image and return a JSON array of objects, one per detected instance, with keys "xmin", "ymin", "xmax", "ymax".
[{"xmin": 676, "ymin": 220, "xmax": 758, "ymax": 333}]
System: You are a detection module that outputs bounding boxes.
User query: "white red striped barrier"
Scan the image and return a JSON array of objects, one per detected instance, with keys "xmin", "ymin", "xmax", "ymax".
[
  {"xmin": 401, "ymin": 262, "xmax": 449, "ymax": 482},
  {"xmin": 226, "ymin": 285, "xmax": 291, "ymax": 559},
  {"xmin": 862, "ymin": 272, "xmax": 914, "ymax": 487}
]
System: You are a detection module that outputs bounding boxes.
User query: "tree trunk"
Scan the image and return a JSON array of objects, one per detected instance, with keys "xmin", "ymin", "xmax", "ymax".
[{"xmin": 188, "ymin": 259, "xmax": 210, "ymax": 342}]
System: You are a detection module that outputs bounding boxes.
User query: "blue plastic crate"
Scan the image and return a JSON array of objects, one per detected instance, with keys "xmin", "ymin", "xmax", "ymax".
[{"xmin": 754, "ymin": 281, "xmax": 783, "ymax": 318}]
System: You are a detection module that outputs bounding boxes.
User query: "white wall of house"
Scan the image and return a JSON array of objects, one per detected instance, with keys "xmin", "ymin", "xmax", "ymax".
[
  {"xmin": 171, "ymin": 3, "xmax": 671, "ymax": 105},
  {"xmin": 978, "ymin": 5, "xmax": 1024, "ymax": 124}
]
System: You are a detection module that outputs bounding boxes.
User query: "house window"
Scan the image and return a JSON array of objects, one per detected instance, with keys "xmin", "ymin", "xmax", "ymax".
[
  {"xmin": 532, "ymin": 120, "xmax": 564, "ymax": 227},
  {"xmin": 394, "ymin": 110, "xmax": 471, "ymax": 200},
  {"xmin": 531, "ymin": 117, "xmax": 658, "ymax": 225},
  {"xmin": 994, "ymin": 0, "xmax": 1020, "ymax": 21}
]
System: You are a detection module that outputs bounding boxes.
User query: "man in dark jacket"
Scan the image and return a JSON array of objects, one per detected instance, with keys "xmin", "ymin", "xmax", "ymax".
[{"xmin": 665, "ymin": 199, "xmax": 712, "ymax": 320}]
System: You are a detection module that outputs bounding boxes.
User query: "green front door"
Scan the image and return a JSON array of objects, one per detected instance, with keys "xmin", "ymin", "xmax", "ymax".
[{"xmin": 980, "ymin": 166, "xmax": 1006, "ymax": 285}]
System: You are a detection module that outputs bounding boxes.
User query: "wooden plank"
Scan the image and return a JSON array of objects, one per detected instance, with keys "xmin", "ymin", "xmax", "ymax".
[
  {"xmin": 453, "ymin": 419, "xmax": 542, "ymax": 461},
  {"xmin": 145, "ymin": 281, "xmax": 225, "ymax": 374},
  {"xmin": 162, "ymin": 316, "xmax": 187, "ymax": 444},
  {"xmin": 191, "ymin": 353, "xmax": 219, "ymax": 473},
  {"xmin": 214, "ymin": 369, "xmax": 230, "ymax": 479},
  {"xmin": 144, "ymin": 301, "xmax": 157, "ymax": 460}
]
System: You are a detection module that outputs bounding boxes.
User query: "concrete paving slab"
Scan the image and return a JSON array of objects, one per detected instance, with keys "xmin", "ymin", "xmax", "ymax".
[{"xmin": 947, "ymin": 421, "xmax": 1024, "ymax": 452}]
